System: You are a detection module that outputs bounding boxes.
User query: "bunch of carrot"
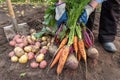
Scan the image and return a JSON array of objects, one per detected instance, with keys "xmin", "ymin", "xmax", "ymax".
[
  {"xmin": 50, "ymin": 36, "xmax": 69, "ymax": 75},
  {"xmin": 49, "ymin": 24, "xmax": 89, "ymax": 75},
  {"xmin": 46, "ymin": 0, "xmax": 93, "ymax": 76}
]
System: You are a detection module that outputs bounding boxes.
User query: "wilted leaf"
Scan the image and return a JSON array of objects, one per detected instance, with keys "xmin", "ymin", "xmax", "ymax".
[{"xmin": 20, "ymin": 72, "xmax": 26, "ymax": 77}]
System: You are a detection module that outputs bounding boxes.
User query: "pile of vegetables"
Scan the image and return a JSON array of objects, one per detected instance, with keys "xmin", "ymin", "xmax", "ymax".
[
  {"xmin": 8, "ymin": 0, "xmax": 99, "ymax": 77},
  {"xmin": 44, "ymin": 0, "xmax": 99, "ymax": 76},
  {"xmin": 8, "ymin": 28, "xmax": 56, "ymax": 69}
]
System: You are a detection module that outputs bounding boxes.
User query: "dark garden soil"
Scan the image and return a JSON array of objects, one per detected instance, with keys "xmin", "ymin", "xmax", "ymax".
[{"xmin": 0, "ymin": 3, "xmax": 120, "ymax": 80}]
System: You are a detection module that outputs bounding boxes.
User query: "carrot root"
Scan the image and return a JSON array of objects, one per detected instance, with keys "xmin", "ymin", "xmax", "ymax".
[
  {"xmin": 50, "ymin": 47, "xmax": 65, "ymax": 69},
  {"xmin": 73, "ymin": 36, "xmax": 78, "ymax": 57},
  {"xmin": 57, "ymin": 45, "xmax": 70, "ymax": 75}
]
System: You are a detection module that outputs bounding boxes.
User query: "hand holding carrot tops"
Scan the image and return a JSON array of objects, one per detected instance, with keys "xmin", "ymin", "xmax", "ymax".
[
  {"xmin": 55, "ymin": 0, "xmax": 104, "ymax": 26},
  {"xmin": 55, "ymin": 1, "xmax": 68, "ymax": 27},
  {"xmin": 78, "ymin": 0, "xmax": 105, "ymax": 24}
]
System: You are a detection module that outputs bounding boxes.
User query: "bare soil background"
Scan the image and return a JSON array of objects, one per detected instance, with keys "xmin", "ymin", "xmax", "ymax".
[{"xmin": 0, "ymin": 3, "xmax": 120, "ymax": 80}]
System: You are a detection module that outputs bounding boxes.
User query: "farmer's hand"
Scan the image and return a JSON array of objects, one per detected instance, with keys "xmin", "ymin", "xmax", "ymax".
[
  {"xmin": 79, "ymin": 0, "xmax": 103, "ymax": 24},
  {"xmin": 55, "ymin": 2, "xmax": 68, "ymax": 27},
  {"xmin": 79, "ymin": 4, "xmax": 94, "ymax": 24}
]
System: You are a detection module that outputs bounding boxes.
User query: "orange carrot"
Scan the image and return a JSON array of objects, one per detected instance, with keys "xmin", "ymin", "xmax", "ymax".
[
  {"xmin": 58, "ymin": 36, "xmax": 68, "ymax": 50},
  {"xmin": 77, "ymin": 50, "xmax": 81, "ymax": 61},
  {"xmin": 50, "ymin": 47, "xmax": 65, "ymax": 69},
  {"xmin": 78, "ymin": 40, "xmax": 87, "ymax": 62},
  {"xmin": 49, "ymin": 36, "xmax": 68, "ymax": 69},
  {"xmin": 57, "ymin": 45, "xmax": 70, "ymax": 75},
  {"xmin": 73, "ymin": 36, "xmax": 78, "ymax": 56}
]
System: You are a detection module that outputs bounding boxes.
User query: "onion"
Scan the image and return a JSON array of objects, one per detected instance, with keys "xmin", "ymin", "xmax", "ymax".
[
  {"xmin": 9, "ymin": 40, "xmax": 16, "ymax": 46},
  {"xmin": 39, "ymin": 60, "xmax": 47, "ymax": 69},
  {"xmin": 30, "ymin": 61, "xmax": 39, "ymax": 68}
]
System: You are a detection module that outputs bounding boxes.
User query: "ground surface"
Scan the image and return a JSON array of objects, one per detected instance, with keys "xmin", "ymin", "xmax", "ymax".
[{"xmin": 0, "ymin": 3, "xmax": 120, "ymax": 80}]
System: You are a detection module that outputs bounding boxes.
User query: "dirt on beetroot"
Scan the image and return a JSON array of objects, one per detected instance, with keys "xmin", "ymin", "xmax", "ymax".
[{"xmin": 0, "ymin": 3, "xmax": 120, "ymax": 80}]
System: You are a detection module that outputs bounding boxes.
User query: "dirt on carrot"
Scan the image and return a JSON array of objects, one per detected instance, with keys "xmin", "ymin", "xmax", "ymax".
[
  {"xmin": 57, "ymin": 45, "xmax": 70, "ymax": 75},
  {"xmin": 78, "ymin": 40, "xmax": 87, "ymax": 62},
  {"xmin": 50, "ymin": 47, "xmax": 65, "ymax": 69},
  {"xmin": 73, "ymin": 36, "xmax": 78, "ymax": 56}
]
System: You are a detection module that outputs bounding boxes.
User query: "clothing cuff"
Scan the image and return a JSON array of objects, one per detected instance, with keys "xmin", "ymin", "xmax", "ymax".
[
  {"xmin": 56, "ymin": 2, "xmax": 65, "ymax": 6},
  {"xmin": 95, "ymin": 0, "xmax": 104, "ymax": 3}
]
